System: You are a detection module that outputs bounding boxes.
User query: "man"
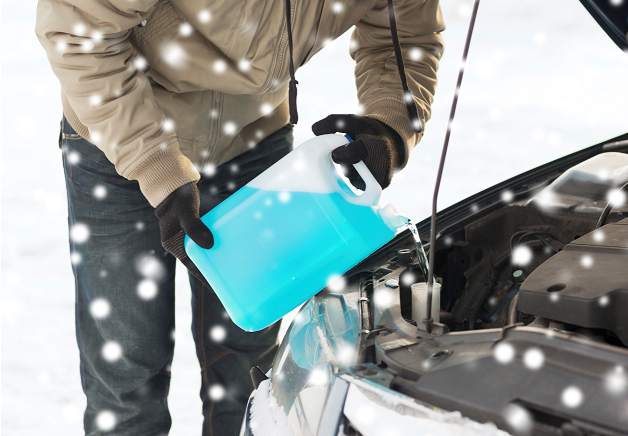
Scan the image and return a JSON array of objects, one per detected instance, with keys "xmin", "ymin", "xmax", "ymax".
[{"xmin": 36, "ymin": 0, "xmax": 444, "ymax": 434}]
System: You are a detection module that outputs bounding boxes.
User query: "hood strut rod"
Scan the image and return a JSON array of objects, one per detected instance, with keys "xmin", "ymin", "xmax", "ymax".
[{"xmin": 425, "ymin": 0, "xmax": 481, "ymax": 333}]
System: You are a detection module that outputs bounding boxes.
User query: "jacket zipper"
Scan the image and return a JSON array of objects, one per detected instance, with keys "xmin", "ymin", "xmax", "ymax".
[{"xmin": 259, "ymin": 0, "xmax": 295, "ymax": 95}]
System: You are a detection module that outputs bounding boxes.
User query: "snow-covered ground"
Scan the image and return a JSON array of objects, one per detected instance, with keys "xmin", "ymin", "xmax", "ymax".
[{"xmin": 2, "ymin": 0, "xmax": 627, "ymax": 434}]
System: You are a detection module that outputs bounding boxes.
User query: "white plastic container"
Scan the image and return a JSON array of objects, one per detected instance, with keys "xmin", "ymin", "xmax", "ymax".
[{"xmin": 411, "ymin": 282, "xmax": 441, "ymax": 324}]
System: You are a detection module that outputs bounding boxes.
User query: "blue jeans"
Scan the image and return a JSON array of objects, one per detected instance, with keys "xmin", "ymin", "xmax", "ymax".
[{"xmin": 61, "ymin": 117, "xmax": 293, "ymax": 436}]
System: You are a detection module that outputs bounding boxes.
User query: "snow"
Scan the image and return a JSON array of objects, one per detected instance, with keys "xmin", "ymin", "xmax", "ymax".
[
  {"xmin": 248, "ymin": 380, "xmax": 292, "ymax": 436},
  {"xmin": 3, "ymin": 0, "xmax": 628, "ymax": 434}
]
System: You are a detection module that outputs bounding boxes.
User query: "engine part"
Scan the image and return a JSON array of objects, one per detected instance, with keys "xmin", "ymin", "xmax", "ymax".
[{"xmin": 519, "ymin": 218, "xmax": 628, "ymax": 345}]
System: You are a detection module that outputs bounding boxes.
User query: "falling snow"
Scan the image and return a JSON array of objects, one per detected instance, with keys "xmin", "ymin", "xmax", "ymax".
[
  {"xmin": 163, "ymin": 119, "xmax": 175, "ymax": 132},
  {"xmin": 90, "ymin": 298, "xmax": 111, "ymax": 319},
  {"xmin": 326, "ymin": 274, "xmax": 346, "ymax": 292},
  {"xmin": 332, "ymin": 1, "xmax": 343, "ymax": 13},
  {"xmin": 137, "ymin": 279, "xmax": 158, "ymax": 300},
  {"xmin": 223, "ymin": 121, "xmax": 237, "ymax": 135},
  {"xmin": 580, "ymin": 255, "xmax": 593, "ymax": 268},
  {"xmin": 198, "ymin": 9, "xmax": 211, "ymax": 23},
  {"xmin": 523, "ymin": 348, "xmax": 544, "ymax": 370},
  {"xmin": 102, "ymin": 341, "xmax": 123, "ymax": 362},
  {"xmin": 134, "ymin": 56, "xmax": 147, "ymax": 70},
  {"xmin": 561, "ymin": 386, "xmax": 583, "ymax": 408},
  {"xmin": 202, "ymin": 163, "xmax": 217, "ymax": 177},
  {"xmin": 238, "ymin": 59, "xmax": 251, "ymax": 72},
  {"xmin": 96, "ymin": 410, "xmax": 117, "ymax": 431},
  {"xmin": 210, "ymin": 325, "xmax": 227, "ymax": 342},
  {"xmin": 93, "ymin": 185, "xmax": 107, "ymax": 199},
  {"xmin": 213, "ymin": 59, "xmax": 227, "ymax": 74},
  {"xmin": 503, "ymin": 404, "xmax": 533, "ymax": 436},
  {"xmin": 494, "ymin": 342, "xmax": 515, "ymax": 364},
  {"xmin": 70, "ymin": 223, "xmax": 90, "ymax": 244},
  {"xmin": 260, "ymin": 103, "xmax": 273, "ymax": 116},
  {"xmin": 209, "ymin": 385, "xmax": 225, "ymax": 401},
  {"xmin": 604, "ymin": 366, "xmax": 627, "ymax": 394},
  {"xmin": 179, "ymin": 22, "xmax": 193, "ymax": 37},
  {"xmin": 512, "ymin": 245, "xmax": 533, "ymax": 266}
]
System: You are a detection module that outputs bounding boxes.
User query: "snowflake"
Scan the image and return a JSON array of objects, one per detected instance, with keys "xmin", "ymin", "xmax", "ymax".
[
  {"xmin": 604, "ymin": 365, "xmax": 627, "ymax": 394},
  {"xmin": 134, "ymin": 56, "xmax": 147, "ymax": 70},
  {"xmin": 309, "ymin": 369, "xmax": 328, "ymax": 386},
  {"xmin": 503, "ymin": 404, "xmax": 533, "ymax": 435},
  {"xmin": 163, "ymin": 43, "xmax": 186, "ymax": 67},
  {"xmin": 91, "ymin": 131, "xmax": 102, "ymax": 143},
  {"xmin": 179, "ymin": 22, "xmax": 193, "ymax": 37},
  {"xmin": 70, "ymin": 223, "xmax": 90, "ymax": 244},
  {"xmin": 73, "ymin": 23, "xmax": 87, "ymax": 35},
  {"xmin": 335, "ymin": 119, "xmax": 346, "ymax": 130},
  {"xmin": 260, "ymin": 103, "xmax": 273, "ymax": 116},
  {"xmin": 494, "ymin": 342, "xmax": 515, "ymax": 364},
  {"xmin": 278, "ymin": 191, "xmax": 291, "ymax": 203},
  {"xmin": 470, "ymin": 204, "xmax": 479, "ymax": 213},
  {"xmin": 56, "ymin": 42, "xmax": 68, "ymax": 52},
  {"xmin": 512, "ymin": 245, "xmax": 533, "ymax": 266},
  {"xmin": 102, "ymin": 341, "xmax": 123, "ymax": 362},
  {"xmin": 198, "ymin": 9, "xmax": 212, "ymax": 23},
  {"xmin": 90, "ymin": 298, "xmax": 111, "ymax": 319},
  {"xmin": 81, "ymin": 41, "xmax": 95, "ymax": 51},
  {"xmin": 598, "ymin": 295, "xmax": 610, "ymax": 307},
  {"xmin": 137, "ymin": 279, "xmax": 158, "ymax": 300},
  {"xmin": 162, "ymin": 119, "xmax": 175, "ymax": 132},
  {"xmin": 331, "ymin": 1, "xmax": 343, "ymax": 13},
  {"xmin": 523, "ymin": 348, "xmax": 544, "ymax": 370},
  {"xmin": 209, "ymin": 385, "xmax": 226, "ymax": 401},
  {"xmin": 93, "ymin": 185, "xmax": 107, "ymax": 199},
  {"xmin": 238, "ymin": 59, "xmax": 251, "ymax": 72},
  {"xmin": 137, "ymin": 254, "xmax": 166, "ymax": 279},
  {"xmin": 213, "ymin": 59, "xmax": 227, "ymax": 74},
  {"xmin": 226, "ymin": 181, "xmax": 236, "ymax": 191},
  {"xmin": 580, "ymin": 255, "xmax": 593, "ymax": 269},
  {"xmin": 223, "ymin": 121, "xmax": 237, "ymax": 135},
  {"xmin": 91, "ymin": 31, "xmax": 103, "ymax": 41},
  {"xmin": 534, "ymin": 32, "xmax": 546, "ymax": 45},
  {"xmin": 96, "ymin": 410, "xmax": 117, "ymax": 431},
  {"xmin": 135, "ymin": 221, "xmax": 145, "ymax": 231},
  {"xmin": 99, "ymin": 269, "xmax": 108, "ymax": 278},
  {"xmin": 373, "ymin": 289, "xmax": 392, "ymax": 309},
  {"xmin": 255, "ymin": 130, "xmax": 264, "ymax": 139},
  {"xmin": 326, "ymin": 274, "xmax": 346, "ymax": 292},
  {"xmin": 409, "ymin": 47, "xmax": 422, "ymax": 62},
  {"xmin": 607, "ymin": 188, "xmax": 626, "ymax": 207},
  {"xmin": 561, "ymin": 386, "xmax": 583, "ymax": 408},
  {"xmin": 89, "ymin": 95, "xmax": 102, "ymax": 107},
  {"xmin": 210, "ymin": 325, "xmax": 227, "ymax": 342},
  {"xmin": 349, "ymin": 38, "xmax": 358, "ymax": 51},
  {"xmin": 501, "ymin": 190, "xmax": 514, "ymax": 202},
  {"xmin": 356, "ymin": 104, "xmax": 365, "ymax": 115},
  {"xmin": 202, "ymin": 163, "xmax": 217, "ymax": 177}
]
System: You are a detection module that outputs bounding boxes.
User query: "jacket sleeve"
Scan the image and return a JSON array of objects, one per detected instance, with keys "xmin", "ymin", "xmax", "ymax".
[
  {"xmin": 36, "ymin": 0, "xmax": 200, "ymax": 207},
  {"xmin": 351, "ymin": 0, "xmax": 445, "ymax": 168}
]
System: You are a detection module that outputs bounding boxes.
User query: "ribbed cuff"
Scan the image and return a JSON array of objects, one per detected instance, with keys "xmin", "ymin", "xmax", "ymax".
[
  {"xmin": 124, "ymin": 138, "xmax": 201, "ymax": 207},
  {"xmin": 363, "ymin": 98, "xmax": 424, "ymax": 169}
]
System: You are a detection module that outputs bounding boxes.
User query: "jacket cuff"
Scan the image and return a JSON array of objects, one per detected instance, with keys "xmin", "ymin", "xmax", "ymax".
[
  {"xmin": 124, "ymin": 138, "xmax": 201, "ymax": 207},
  {"xmin": 363, "ymin": 98, "xmax": 425, "ymax": 169}
]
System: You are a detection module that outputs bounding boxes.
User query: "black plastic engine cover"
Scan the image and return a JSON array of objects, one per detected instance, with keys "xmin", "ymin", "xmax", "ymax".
[{"xmin": 519, "ymin": 218, "xmax": 628, "ymax": 345}]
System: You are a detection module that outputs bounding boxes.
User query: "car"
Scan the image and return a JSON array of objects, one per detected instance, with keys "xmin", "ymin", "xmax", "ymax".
[{"xmin": 240, "ymin": 2, "xmax": 628, "ymax": 435}]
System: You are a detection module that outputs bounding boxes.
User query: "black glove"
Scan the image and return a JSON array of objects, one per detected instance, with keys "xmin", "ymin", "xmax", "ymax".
[
  {"xmin": 155, "ymin": 182, "xmax": 214, "ymax": 288},
  {"xmin": 312, "ymin": 114, "xmax": 404, "ymax": 190}
]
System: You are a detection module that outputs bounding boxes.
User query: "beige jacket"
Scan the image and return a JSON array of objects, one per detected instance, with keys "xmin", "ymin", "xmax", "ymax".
[{"xmin": 36, "ymin": 0, "xmax": 444, "ymax": 207}]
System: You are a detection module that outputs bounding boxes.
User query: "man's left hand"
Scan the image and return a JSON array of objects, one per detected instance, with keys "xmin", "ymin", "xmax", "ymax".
[{"xmin": 312, "ymin": 114, "xmax": 404, "ymax": 190}]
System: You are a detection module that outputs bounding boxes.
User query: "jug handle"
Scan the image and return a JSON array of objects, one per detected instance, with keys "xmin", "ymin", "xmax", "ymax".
[{"xmin": 335, "ymin": 135, "xmax": 382, "ymax": 207}]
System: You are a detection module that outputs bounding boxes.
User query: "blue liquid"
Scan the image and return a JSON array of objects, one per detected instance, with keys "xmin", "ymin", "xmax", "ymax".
[{"xmin": 185, "ymin": 186, "xmax": 397, "ymax": 331}]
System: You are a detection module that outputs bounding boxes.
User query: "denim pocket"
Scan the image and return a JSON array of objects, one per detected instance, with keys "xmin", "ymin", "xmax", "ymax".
[{"xmin": 60, "ymin": 116, "xmax": 83, "ymax": 149}]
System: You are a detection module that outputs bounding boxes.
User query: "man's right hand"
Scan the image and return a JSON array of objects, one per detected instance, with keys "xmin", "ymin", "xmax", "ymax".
[{"xmin": 155, "ymin": 182, "xmax": 214, "ymax": 287}]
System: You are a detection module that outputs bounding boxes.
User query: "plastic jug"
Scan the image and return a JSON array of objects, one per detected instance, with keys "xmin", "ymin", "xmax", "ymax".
[{"xmin": 185, "ymin": 134, "xmax": 407, "ymax": 331}]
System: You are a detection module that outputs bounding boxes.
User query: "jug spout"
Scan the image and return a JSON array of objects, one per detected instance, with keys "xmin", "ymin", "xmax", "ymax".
[{"xmin": 378, "ymin": 204, "xmax": 407, "ymax": 232}]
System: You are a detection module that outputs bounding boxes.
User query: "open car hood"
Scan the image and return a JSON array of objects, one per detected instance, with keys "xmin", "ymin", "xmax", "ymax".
[{"xmin": 580, "ymin": 0, "xmax": 628, "ymax": 50}]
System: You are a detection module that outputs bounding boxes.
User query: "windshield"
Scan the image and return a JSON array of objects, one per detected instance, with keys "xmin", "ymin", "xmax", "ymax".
[{"xmin": 293, "ymin": 0, "xmax": 628, "ymax": 222}]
